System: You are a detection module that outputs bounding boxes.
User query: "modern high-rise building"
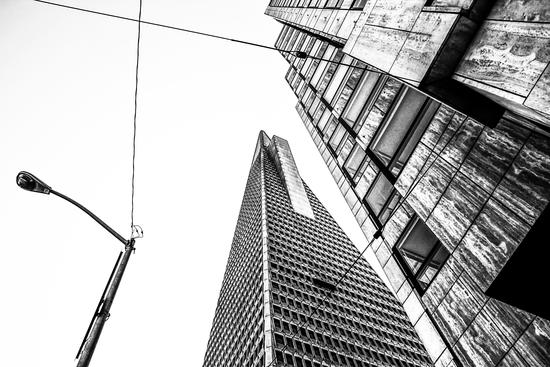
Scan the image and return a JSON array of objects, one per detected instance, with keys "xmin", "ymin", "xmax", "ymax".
[
  {"xmin": 265, "ymin": 2, "xmax": 550, "ymax": 367},
  {"xmin": 202, "ymin": 132, "xmax": 434, "ymax": 367}
]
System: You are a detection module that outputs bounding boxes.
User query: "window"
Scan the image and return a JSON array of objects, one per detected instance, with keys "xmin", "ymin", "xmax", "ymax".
[
  {"xmin": 323, "ymin": 56, "xmax": 352, "ymax": 104},
  {"xmin": 343, "ymin": 144, "xmax": 366, "ymax": 178},
  {"xmin": 394, "ymin": 216, "xmax": 450, "ymax": 292},
  {"xmin": 370, "ymin": 87, "xmax": 439, "ymax": 176},
  {"xmin": 328, "ymin": 125, "xmax": 346, "ymax": 150},
  {"xmin": 322, "ymin": 116, "xmax": 337, "ymax": 143},
  {"xmin": 364, "ymin": 173, "xmax": 400, "ymax": 225},
  {"xmin": 317, "ymin": 109, "xmax": 331, "ymax": 132},
  {"xmin": 342, "ymin": 71, "xmax": 379, "ymax": 126}
]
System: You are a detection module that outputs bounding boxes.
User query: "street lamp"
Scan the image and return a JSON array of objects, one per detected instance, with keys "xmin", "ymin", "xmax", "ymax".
[{"xmin": 16, "ymin": 171, "xmax": 136, "ymax": 367}]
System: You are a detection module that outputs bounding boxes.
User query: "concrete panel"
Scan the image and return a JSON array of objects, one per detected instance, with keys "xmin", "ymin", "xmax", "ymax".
[
  {"xmin": 440, "ymin": 117, "xmax": 484, "ymax": 168},
  {"xmin": 493, "ymin": 132, "xmax": 550, "ymax": 225},
  {"xmin": 336, "ymin": 10, "xmax": 362, "ymax": 40},
  {"xmin": 514, "ymin": 318, "xmax": 550, "ymax": 366},
  {"xmin": 407, "ymin": 157, "xmax": 457, "ymax": 221},
  {"xmin": 455, "ymin": 198, "xmax": 530, "ymax": 291},
  {"xmin": 455, "ymin": 304, "xmax": 516, "ymax": 366},
  {"xmin": 489, "ymin": 0, "xmax": 550, "ymax": 22},
  {"xmin": 435, "ymin": 272, "xmax": 486, "ymax": 344},
  {"xmin": 391, "ymin": 12, "xmax": 458, "ymax": 83},
  {"xmin": 422, "ymin": 255, "xmax": 463, "ymax": 312},
  {"xmin": 455, "ymin": 20, "xmax": 550, "ymax": 97},
  {"xmin": 420, "ymin": 105, "xmax": 455, "ymax": 150},
  {"xmin": 524, "ymin": 64, "xmax": 550, "ymax": 118},
  {"xmin": 461, "ymin": 119, "xmax": 529, "ymax": 194},
  {"xmin": 349, "ymin": 25, "xmax": 408, "ymax": 71},
  {"xmin": 396, "ymin": 142, "xmax": 432, "ymax": 195},
  {"xmin": 427, "ymin": 172, "xmax": 489, "ymax": 251},
  {"xmin": 367, "ymin": 0, "xmax": 425, "ymax": 31},
  {"xmin": 431, "ymin": 0, "xmax": 475, "ymax": 9},
  {"xmin": 327, "ymin": 10, "xmax": 348, "ymax": 36}
]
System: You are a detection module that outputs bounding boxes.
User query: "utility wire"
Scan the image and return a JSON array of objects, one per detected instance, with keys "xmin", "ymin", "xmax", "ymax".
[
  {"xmin": 265, "ymin": 122, "xmax": 461, "ymax": 367},
  {"xmin": 32, "ymin": 0, "xmax": 281, "ymax": 52},
  {"xmin": 30, "ymin": 1, "xmax": 448, "ymax": 363},
  {"xmin": 31, "ymin": 0, "xmax": 373, "ymax": 71},
  {"xmin": 130, "ymin": 0, "xmax": 143, "ymax": 236}
]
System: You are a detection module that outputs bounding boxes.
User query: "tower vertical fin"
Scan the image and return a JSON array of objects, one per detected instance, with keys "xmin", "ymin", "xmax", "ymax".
[{"xmin": 266, "ymin": 136, "xmax": 315, "ymax": 219}]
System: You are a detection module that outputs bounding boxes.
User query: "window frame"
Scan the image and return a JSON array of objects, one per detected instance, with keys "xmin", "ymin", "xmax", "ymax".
[
  {"xmin": 369, "ymin": 87, "xmax": 439, "ymax": 177},
  {"xmin": 392, "ymin": 215, "xmax": 450, "ymax": 295}
]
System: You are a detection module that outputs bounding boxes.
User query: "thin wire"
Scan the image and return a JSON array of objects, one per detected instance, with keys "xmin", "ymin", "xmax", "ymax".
[
  {"xmin": 265, "ymin": 234, "xmax": 377, "ymax": 367},
  {"xmin": 32, "ymin": 0, "xmax": 281, "ymax": 52},
  {"xmin": 266, "ymin": 116, "xmax": 463, "ymax": 366},
  {"xmin": 130, "ymin": 0, "xmax": 143, "ymax": 235},
  {"xmin": 31, "ymin": 0, "xmax": 370, "ymax": 71},
  {"xmin": 34, "ymin": 0, "xmax": 377, "ymax": 72}
]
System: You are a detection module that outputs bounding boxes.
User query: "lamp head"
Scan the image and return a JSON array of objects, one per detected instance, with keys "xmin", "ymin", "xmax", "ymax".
[{"xmin": 16, "ymin": 171, "xmax": 51, "ymax": 194}]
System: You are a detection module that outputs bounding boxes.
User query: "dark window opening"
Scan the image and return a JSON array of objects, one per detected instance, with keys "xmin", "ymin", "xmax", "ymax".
[
  {"xmin": 312, "ymin": 277, "xmax": 337, "ymax": 292},
  {"xmin": 394, "ymin": 216, "xmax": 450, "ymax": 293},
  {"xmin": 363, "ymin": 173, "xmax": 401, "ymax": 226}
]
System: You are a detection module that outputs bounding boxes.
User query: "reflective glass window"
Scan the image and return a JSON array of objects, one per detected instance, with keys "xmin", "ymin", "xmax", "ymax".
[
  {"xmin": 370, "ymin": 88, "xmax": 426, "ymax": 166},
  {"xmin": 342, "ymin": 71, "xmax": 379, "ymax": 126},
  {"xmin": 395, "ymin": 216, "xmax": 450, "ymax": 291},
  {"xmin": 344, "ymin": 144, "xmax": 366, "ymax": 178}
]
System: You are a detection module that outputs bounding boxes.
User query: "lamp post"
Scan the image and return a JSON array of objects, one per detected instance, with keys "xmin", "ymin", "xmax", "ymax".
[{"xmin": 16, "ymin": 171, "xmax": 135, "ymax": 367}]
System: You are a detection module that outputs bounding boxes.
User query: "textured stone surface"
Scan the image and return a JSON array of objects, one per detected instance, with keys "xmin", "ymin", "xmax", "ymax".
[
  {"xmin": 407, "ymin": 158, "xmax": 457, "ymax": 220},
  {"xmin": 434, "ymin": 112, "xmax": 465, "ymax": 154},
  {"xmin": 493, "ymin": 132, "xmax": 550, "ymax": 225},
  {"xmin": 461, "ymin": 119, "xmax": 528, "ymax": 194},
  {"xmin": 431, "ymin": 0, "xmax": 475, "ymax": 9},
  {"xmin": 456, "ymin": 21, "xmax": 550, "ymax": 97},
  {"xmin": 421, "ymin": 105, "xmax": 455, "ymax": 149},
  {"xmin": 497, "ymin": 348, "xmax": 529, "ymax": 367},
  {"xmin": 395, "ymin": 143, "xmax": 432, "ymax": 195},
  {"xmin": 427, "ymin": 172, "xmax": 489, "ymax": 251},
  {"xmin": 515, "ymin": 318, "xmax": 550, "ymax": 366},
  {"xmin": 454, "ymin": 305, "xmax": 514, "ymax": 366},
  {"xmin": 422, "ymin": 255, "xmax": 463, "ymax": 312},
  {"xmin": 351, "ymin": 25, "xmax": 408, "ymax": 71},
  {"xmin": 455, "ymin": 198, "xmax": 530, "ymax": 290},
  {"xmin": 367, "ymin": 0, "xmax": 425, "ymax": 31},
  {"xmin": 440, "ymin": 117, "xmax": 484, "ymax": 168},
  {"xmin": 374, "ymin": 240, "xmax": 392, "ymax": 267},
  {"xmin": 375, "ymin": 78, "xmax": 402, "ymax": 113},
  {"xmin": 414, "ymin": 313, "xmax": 447, "ymax": 362},
  {"xmin": 435, "ymin": 272, "xmax": 486, "ymax": 344},
  {"xmin": 489, "ymin": 0, "xmax": 550, "ymax": 22},
  {"xmin": 384, "ymin": 257, "xmax": 406, "ymax": 292},
  {"xmin": 390, "ymin": 12, "xmax": 458, "ymax": 83},
  {"xmin": 524, "ymin": 64, "xmax": 550, "ymax": 117},
  {"xmin": 484, "ymin": 299, "xmax": 534, "ymax": 344}
]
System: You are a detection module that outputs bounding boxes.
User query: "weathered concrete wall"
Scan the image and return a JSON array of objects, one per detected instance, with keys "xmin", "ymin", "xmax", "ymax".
[
  {"xmin": 454, "ymin": 0, "xmax": 550, "ymax": 128},
  {"xmin": 342, "ymin": 0, "xmax": 478, "ymax": 87}
]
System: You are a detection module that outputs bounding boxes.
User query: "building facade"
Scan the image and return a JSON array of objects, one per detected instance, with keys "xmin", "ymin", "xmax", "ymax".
[
  {"xmin": 264, "ymin": 2, "xmax": 550, "ymax": 367},
  {"xmin": 202, "ymin": 132, "xmax": 433, "ymax": 367}
]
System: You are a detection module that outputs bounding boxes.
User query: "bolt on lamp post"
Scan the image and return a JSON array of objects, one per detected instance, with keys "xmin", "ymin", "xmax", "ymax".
[{"xmin": 16, "ymin": 171, "xmax": 136, "ymax": 367}]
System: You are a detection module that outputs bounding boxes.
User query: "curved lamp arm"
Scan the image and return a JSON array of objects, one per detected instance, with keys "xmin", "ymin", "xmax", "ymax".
[{"xmin": 16, "ymin": 171, "xmax": 128, "ymax": 245}]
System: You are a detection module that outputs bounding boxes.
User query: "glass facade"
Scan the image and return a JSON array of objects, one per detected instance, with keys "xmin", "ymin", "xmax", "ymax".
[{"xmin": 202, "ymin": 132, "xmax": 433, "ymax": 367}]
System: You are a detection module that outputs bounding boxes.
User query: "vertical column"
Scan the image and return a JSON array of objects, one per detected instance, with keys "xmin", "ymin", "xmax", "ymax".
[{"xmin": 260, "ymin": 149, "xmax": 274, "ymax": 367}]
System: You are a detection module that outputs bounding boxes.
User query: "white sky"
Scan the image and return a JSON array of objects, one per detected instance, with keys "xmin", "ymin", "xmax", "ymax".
[{"xmin": 0, "ymin": 1, "xmax": 388, "ymax": 365}]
